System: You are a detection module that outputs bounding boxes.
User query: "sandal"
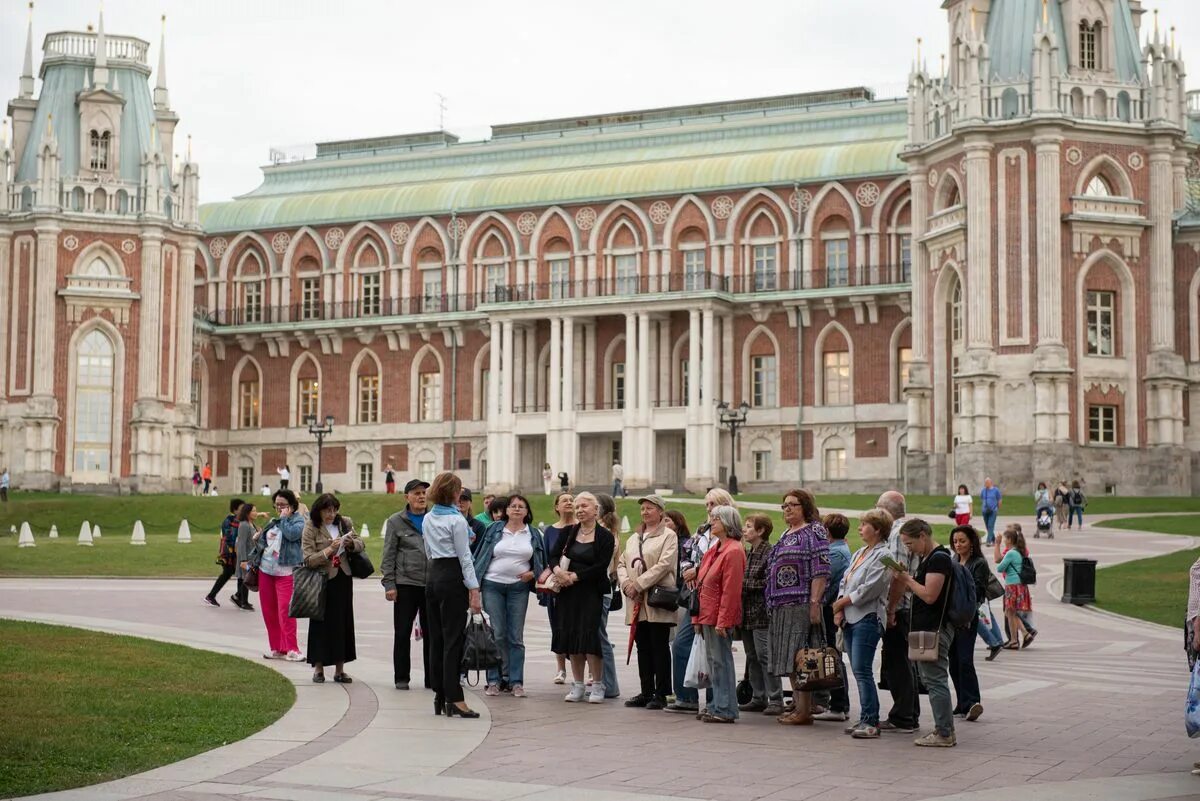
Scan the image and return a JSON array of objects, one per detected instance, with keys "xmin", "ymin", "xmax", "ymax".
[
  {"xmin": 312, "ymin": 672, "xmax": 325, "ymax": 683},
  {"xmin": 333, "ymin": 674, "xmax": 352, "ymax": 683},
  {"xmin": 701, "ymin": 713, "xmax": 735, "ymax": 724}
]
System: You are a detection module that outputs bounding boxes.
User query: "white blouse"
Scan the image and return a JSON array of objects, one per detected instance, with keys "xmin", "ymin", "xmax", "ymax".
[
  {"xmin": 485, "ymin": 527, "xmax": 534, "ymax": 584},
  {"xmin": 953, "ymin": 494, "xmax": 972, "ymax": 515}
]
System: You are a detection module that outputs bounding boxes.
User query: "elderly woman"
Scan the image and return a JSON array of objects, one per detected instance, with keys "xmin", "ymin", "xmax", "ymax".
[
  {"xmin": 302, "ymin": 493, "xmax": 365, "ymax": 684},
  {"xmin": 831, "ymin": 508, "xmax": 894, "ymax": 739},
  {"xmin": 693, "ymin": 504, "xmax": 746, "ymax": 723},
  {"xmin": 617, "ymin": 494, "xmax": 678, "ymax": 710},
  {"xmin": 548, "ymin": 491, "xmax": 616, "ymax": 704},
  {"xmin": 740, "ymin": 514, "xmax": 782, "ymax": 715},
  {"xmin": 767, "ymin": 489, "xmax": 830, "ymax": 726},
  {"xmin": 473, "ymin": 493, "xmax": 545, "ymax": 698},
  {"xmin": 667, "ymin": 488, "xmax": 734, "ymax": 714},
  {"xmin": 250, "ymin": 489, "xmax": 307, "ymax": 662}
]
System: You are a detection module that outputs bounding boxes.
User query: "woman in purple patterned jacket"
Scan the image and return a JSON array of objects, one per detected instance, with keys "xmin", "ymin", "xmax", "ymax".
[{"xmin": 765, "ymin": 488, "xmax": 831, "ymax": 726}]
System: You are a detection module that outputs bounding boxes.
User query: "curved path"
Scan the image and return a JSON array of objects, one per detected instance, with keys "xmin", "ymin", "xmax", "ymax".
[{"xmin": 2, "ymin": 511, "xmax": 1198, "ymax": 801}]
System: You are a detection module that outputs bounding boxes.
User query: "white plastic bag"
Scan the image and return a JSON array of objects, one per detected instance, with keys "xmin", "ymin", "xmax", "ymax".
[
  {"xmin": 1187, "ymin": 660, "xmax": 1200, "ymax": 738},
  {"xmin": 683, "ymin": 632, "xmax": 710, "ymax": 689}
]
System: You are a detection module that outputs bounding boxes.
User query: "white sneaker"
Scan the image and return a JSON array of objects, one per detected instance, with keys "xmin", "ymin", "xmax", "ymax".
[
  {"xmin": 285, "ymin": 651, "xmax": 305, "ymax": 662},
  {"xmin": 587, "ymin": 683, "xmax": 605, "ymax": 704},
  {"xmin": 814, "ymin": 710, "xmax": 849, "ymax": 722},
  {"xmin": 564, "ymin": 682, "xmax": 586, "ymax": 702},
  {"xmin": 553, "ymin": 670, "xmax": 567, "ymax": 685}
]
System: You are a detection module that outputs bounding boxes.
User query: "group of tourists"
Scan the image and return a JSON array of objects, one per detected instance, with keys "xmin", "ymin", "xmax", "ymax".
[{"xmin": 952, "ymin": 477, "xmax": 1087, "ymax": 544}]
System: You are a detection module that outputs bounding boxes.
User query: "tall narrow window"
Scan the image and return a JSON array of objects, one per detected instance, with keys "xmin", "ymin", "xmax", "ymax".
[
  {"xmin": 615, "ymin": 254, "xmax": 638, "ymax": 295},
  {"xmin": 1086, "ymin": 290, "xmax": 1115, "ymax": 356},
  {"xmin": 298, "ymin": 378, "xmax": 320, "ymax": 422},
  {"xmin": 89, "ymin": 130, "xmax": 110, "ymax": 170},
  {"xmin": 751, "ymin": 355, "xmax": 777, "ymax": 407},
  {"xmin": 1085, "ymin": 175, "xmax": 1113, "ymax": 197},
  {"xmin": 419, "ymin": 372, "xmax": 442, "ymax": 421},
  {"xmin": 610, "ymin": 439, "xmax": 622, "ymax": 467},
  {"xmin": 549, "ymin": 258, "xmax": 570, "ymax": 300},
  {"xmin": 1088, "ymin": 405, "xmax": 1117, "ymax": 444},
  {"xmin": 485, "ymin": 264, "xmax": 506, "ymax": 302},
  {"xmin": 358, "ymin": 463, "xmax": 374, "ymax": 491},
  {"xmin": 239, "ymin": 380, "xmax": 260, "ymax": 428},
  {"xmin": 240, "ymin": 467, "xmax": 254, "ymax": 494},
  {"xmin": 73, "ymin": 330, "xmax": 114, "ymax": 474},
  {"xmin": 899, "ymin": 235, "xmax": 912, "ymax": 282},
  {"xmin": 480, "ymin": 368, "xmax": 491, "ymax": 418},
  {"xmin": 680, "ymin": 360, "xmax": 690, "ymax": 404},
  {"xmin": 951, "ymin": 282, "xmax": 963, "ymax": 342},
  {"xmin": 823, "ymin": 351, "xmax": 850, "ymax": 405},
  {"xmin": 683, "ymin": 249, "xmax": 706, "ymax": 290},
  {"xmin": 418, "ymin": 459, "xmax": 436, "ymax": 483},
  {"xmin": 301, "ymin": 277, "xmax": 321, "ymax": 320},
  {"xmin": 753, "ymin": 244, "xmax": 778, "ymax": 291},
  {"xmin": 358, "ymin": 374, "xmax": 380, "ymax": 424},
  {"xmin": 298, "ymin": 465, "xmax": 314, "ymax": 493},
  {"xmin": 952, "ymin": 356, "xmax": 962, "ymax": 415},
  {"xmin": 612, "ymin": 362, "xmax": 626, "ymax": 409},
  {"xmin": 825, "ymin": 239, "xmax": 849, "ymax": 287},
  {"xmin": 824, "ymin": 447, "xmax": 847, "ymax": 480},
  {"xmin": 360, "ymin": 273, "xmax": 381, "ymax": 315},
  {"xmin": 243, "ymin": 282, "xmax": 262, "ymax": 323},
  {"xmin": 753, "ymin": 450, "xmax": 771, "ymax": 482},
  {"xmin": 422, "ymin": 268, "xmax": 443, "ymax": 312},
  {"xmin": 1080, "ymin": 22, "xmax": 1097, "ymax": 70},
  {"xmin": 898, "ymin": 347, "xmax": 913, "ymax": 392}
]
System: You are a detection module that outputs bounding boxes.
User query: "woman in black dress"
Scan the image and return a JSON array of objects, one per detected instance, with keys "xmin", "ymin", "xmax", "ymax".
[
  {"xmin": 301, "ymin": 493, "xmax": 364, "ymax": 683},
  {"xmin": 549, "ymin": 491, "xmax": 615, "ymax": 704}
]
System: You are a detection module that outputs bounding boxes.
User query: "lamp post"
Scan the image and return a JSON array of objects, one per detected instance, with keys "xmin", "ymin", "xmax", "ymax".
[
  {"xmin": 306, "ymin": 414, "xmax": 335, "ymax": 494},
  {"xmin": 716, "ymin": 400, "xmax": 751, "ymax": 495}
]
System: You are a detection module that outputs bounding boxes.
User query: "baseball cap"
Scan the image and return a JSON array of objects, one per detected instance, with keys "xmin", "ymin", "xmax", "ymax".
[
  {"xmin": 404, "ymin": 479, "xmax": 430, "ymax": 493},
  {"xmin": 459, "ymin": 488, "xmax": 473, "ymax": 501},
  {"xmin": 637, "ymin": 494, "xmax": 666, "ymax": 510}
]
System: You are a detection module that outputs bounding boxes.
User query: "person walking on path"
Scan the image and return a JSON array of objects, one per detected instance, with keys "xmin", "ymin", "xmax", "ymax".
[
  {"xmin": 201, "ymin": 462, "xmax": 213, "ymax": 496},
  {"xmin": 889, "ymin": 518, "xmax": 957, "ymax": 748},
  {"xmin": 473, "ymin": 494, "xmax": 545, "ymax": 698},
  {"xmin": 878, "ymin": 490, "xmax": 921, "ymax": 734},
  {"xmin": 205, "ymin": 498, "xmax": 247, "ymax": 608},
  {"xmin": 949, "ymin": 525, "xmax": 988, "ymax": 721},
  {"xmin": 302, "ymin": 493, "xmax": 364, "ymax": 684},
  {"xmin": 542, "ymin": 462, "xmax": 554, "ymax": 495},
  {"xmin": 191, "ymin": 466, "xmax": 202, "ymax": 497},
  {"xmin": 250, "ymin": 489, "xmax": 306, "ymax": 662},
  {"xmin": 1033, "ymin": 482, "xmax": 1053, "ymax": 515},
  {"xmin": 542, "ymin": 492, "xmax": 575, "ymax": 685},
  {"xmin": 617, "ymin": 494, "xmax": 678, "ymax": 710},
  {"xmin": 995, "ymin": 525, "xmax": 1036, "ymax": 649},
  {"xmin": 232, "ymin": 502, "xmax": 266, "ymax": 611},
  {"xmin": 381, "ymin": 478, "xmax": 431, "ymax": 690},
  {"xmin": 611, "ymin": 461, "xmax": 625, "ymax": 498},
  {"xmin": 1053, "ymin": 480, "xmax": 1070, "ymax": 531},
  {"xmin": 276, "ymin": 465, "xmax": 290, "ymax": 491},
  {"xmin": 814, "ymin": 513, "xmax": 852, "ymax": 722},
  {"xmin": 384, "ymin": 464, "xmax": 396, "ymax": 495},
  {"xmin": 979, "ymin": 478, "xmax": 1001, "ymax": 546},
  {"xmin": 0, "ymin": 466, "xmax": 9, "ymax": 503},
  {"xmin": 595, "ymin": 493, "xmax": 622, "ymax": 700},
  {"xmin": 422, "ymin": 472, "xmax": 484, "ymax": 719},
  {"xmin": 1067, "ymin": 480, "xmax": 1087, "ymax": 529},
  {"xmin": 952, "ymin": 484, "xmax": 972, "ymax": 526},
  {"xmin": 548, "ymin": 492, "xmax": 616, "ymax": 704},
  {"xmin": 739, "ymin": 514, "xmax": 783, "ymax": 716},
  {"xmin": 694, "ymin": 504, "xmax": 746, "ymax": 724},
  {"xmin": 831, "ymin": 508, "xmax": 894, "ymax": 739},
  {"xmin": 767, "ymin": 489, "xmax": 830, "ymax": 727}
]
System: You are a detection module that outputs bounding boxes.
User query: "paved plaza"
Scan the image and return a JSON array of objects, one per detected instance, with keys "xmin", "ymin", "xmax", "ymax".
[{"xmin": 3, "ymin": 508, "xmax": 1199, "ymax": 801}]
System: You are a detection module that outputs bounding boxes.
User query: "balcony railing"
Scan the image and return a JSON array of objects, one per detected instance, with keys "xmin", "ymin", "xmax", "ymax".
[{"xmin": 198, "ymin": 265, "xmax": 910, "ymax": 327}]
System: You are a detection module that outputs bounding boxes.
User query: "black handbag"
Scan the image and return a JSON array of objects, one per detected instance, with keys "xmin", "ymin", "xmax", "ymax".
[
  {"xmin": 348, "ymin": 549, "xmax": 374, "ymax": 579},
  {"xmin": 288, "ymin": 565, "xmax": 328, "ymax": 621},
  {"xmin": 637, "ymin": 532, "xmax": 679, "ymax": 611},
  {"xmin": 609, "ymin": 579, "xmax": 623, "ymax": 613},
  {"xmin": 461, "ymin": 612, "xmax": 503, "ymax": 683},
  {"xmin": 736, "ymin": 660, "xmax": 753, "ymax": 705},
  {"xmin": 243, "ymin": 564, "xmax": 260, "ymax": 591},
  {"xmin": 677, "ymin": 584, "xmax": 701, "ymax": 616}
]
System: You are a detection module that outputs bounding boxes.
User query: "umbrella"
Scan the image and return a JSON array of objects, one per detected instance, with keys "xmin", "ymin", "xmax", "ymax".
[{"xmin": 626, "ymin": 599, "xmax": 641, "ymax": 665}]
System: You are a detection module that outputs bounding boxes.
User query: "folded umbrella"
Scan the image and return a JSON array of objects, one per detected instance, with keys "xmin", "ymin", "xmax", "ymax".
[{"xmin": 626, "ymin": 598, "xmax": 641, "ymax": 665}]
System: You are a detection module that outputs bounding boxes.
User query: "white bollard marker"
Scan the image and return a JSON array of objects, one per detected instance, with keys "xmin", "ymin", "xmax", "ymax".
[
  {"xmin": 48, "ymin": 524, "xmax": 58, "ymax": 539},
  {"xmin": 93, "ymin": 524, "xmax": 102, "ymax": 538},
  {"xmin": 17, "ymin": 522, "xmax": 35, "ymax": 548},
  {"xmin": 78, "ymin": 520, "xmax": 94, "ymax": 547},
  {"xmin": 131, "ymin": 520, "xmax": 146, "ymax": 546},
  {"xmin": 619, "ymin": 515, "xmax": 631, "ymax": 535},
  {"xmin": 177, "ymin": 519, "xmax": 192, "ymax": 544},
  {"xmin": 360, "ymin": 523, "xmax": 370, "ymax": 539}
]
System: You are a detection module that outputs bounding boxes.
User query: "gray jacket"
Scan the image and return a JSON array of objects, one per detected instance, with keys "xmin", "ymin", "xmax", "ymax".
[
  {"xmin": 235, "ymin": 521, "xmax": 257, "ymax": 579},
  {"xmin": 381, "ymin": 509, "xmax": 428, "ymax": 591},
  {"xmin": 837, "ymin": 542, "xmax": 893, "ymax": 626}
]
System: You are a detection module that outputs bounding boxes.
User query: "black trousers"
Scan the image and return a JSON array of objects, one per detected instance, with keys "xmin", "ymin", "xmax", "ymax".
[
  {"xmin": 635, "ymin": 621, "xmax": 673, "ymax": 699},
  {"xmin": 393, "ymin": 584, "xmax": 430, "ymax": 686},
  {"xmin": 207, "ymin": 562, "xmax": 247, "ymax": 604},
  {"xmin": 279, "ymin": 479, "xmax": 289, "ymax": 490},
  {"xmin": 880, "ymin": 611, "xmax": 920, "ymax": 728},
  {"xmin": 426, "ymin": 558, "xmax": 469, "ymax": 704},
  {"xmin": 949, "ymin": 621, "xmax": 981, "ymax": 713}
]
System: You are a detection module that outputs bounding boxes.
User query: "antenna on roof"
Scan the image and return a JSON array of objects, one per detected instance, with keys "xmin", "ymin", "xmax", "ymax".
[{"xmin": 436, "ymin": 92, "xmax": 448, "ymax": 131}]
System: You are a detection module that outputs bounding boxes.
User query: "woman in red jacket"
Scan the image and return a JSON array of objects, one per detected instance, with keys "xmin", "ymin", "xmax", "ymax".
[{"xmin": 694, "ymin": 504, "xmax": 746, "ymax": 723}]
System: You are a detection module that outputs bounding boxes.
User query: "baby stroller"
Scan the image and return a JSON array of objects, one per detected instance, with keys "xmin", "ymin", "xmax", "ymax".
[{"xmin": 1034, "ymin": 506, "xmax": 1054, "ymax": 539}]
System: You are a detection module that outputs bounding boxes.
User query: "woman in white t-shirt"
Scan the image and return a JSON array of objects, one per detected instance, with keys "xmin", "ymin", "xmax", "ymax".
[
  {"xmin": 471, "ymin": 494, "xmax": 547, "ymax": 697},
  {"xmin": 277, "ymin": 464, "xmax": 291, "ymax": 490},
  {"xmin": 953, "ymin": 484, "xmax": 973, "ymax": 526}
]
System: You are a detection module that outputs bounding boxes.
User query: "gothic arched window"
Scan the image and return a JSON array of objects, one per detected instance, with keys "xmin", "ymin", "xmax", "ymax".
[
  {"xmin": 1079, "ymin": 22, "xmax": 1098, "ymax": 71},
  {"xmin": 89, "ymin": 130, "xmax": 111, "ymax": 171}
]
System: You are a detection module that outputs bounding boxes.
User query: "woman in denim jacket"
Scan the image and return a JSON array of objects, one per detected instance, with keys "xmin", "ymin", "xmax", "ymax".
[{"xmin": 249, "ymin": 489, "xmax": 307, "ymax": 662}]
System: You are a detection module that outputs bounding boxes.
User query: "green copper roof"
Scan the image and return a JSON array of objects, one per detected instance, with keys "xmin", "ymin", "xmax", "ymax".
[
  {"xmin": 986, "ymin": 0, "xmax": 1142, "ymax": 83},
  {"xmin": 200, "ymin": 103, "xmax": 908, "ymax": 232}
]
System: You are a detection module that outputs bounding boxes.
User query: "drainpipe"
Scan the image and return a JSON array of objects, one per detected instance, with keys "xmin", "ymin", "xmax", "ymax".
[{"xmin": 796, "ymin": 307, "xmax": 804, "ymax": 486}]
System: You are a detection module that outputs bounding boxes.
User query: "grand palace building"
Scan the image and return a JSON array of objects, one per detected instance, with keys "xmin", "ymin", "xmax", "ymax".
[{"xmin": 4, "ymin": 0, "xmax": 1200, "ymax": 496}]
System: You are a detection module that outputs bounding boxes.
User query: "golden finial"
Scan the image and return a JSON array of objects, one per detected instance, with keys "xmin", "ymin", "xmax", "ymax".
[
  {"xmin": 970, "ymin": 6, "xmax": 977, "ymax": 37},
  {"xmin": 86, "ymin": 23, "xmax": 93, "ymax": 32},
  {"xmin": 1042, "ymin": 0, "xmax": 1048, "ymax": 26},
  {"xmin": 1154, "ymin": 9, "xmax": 1159, "ymax": 36}
]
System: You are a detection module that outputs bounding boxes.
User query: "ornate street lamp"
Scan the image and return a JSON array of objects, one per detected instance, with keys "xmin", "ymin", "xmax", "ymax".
[
  {"xmin": 306, "ymin": 414, "xmax": 335, "ymax": 494},
  {"xmin": 716, "ymin": 400, "xmax": 751, "ymax": 495}
]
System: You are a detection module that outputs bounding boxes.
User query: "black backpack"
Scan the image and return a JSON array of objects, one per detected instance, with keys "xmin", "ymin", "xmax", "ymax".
[
  {"xmin": 1019, "ymin": 553, "xmax": 1037, "ymax": 586},
  {"xmin": 1069, "ymin": 488, "xmax": 1084, "ymax": 506}
]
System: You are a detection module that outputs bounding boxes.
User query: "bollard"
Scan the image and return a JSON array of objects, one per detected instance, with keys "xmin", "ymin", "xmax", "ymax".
[
  {"xmin": 17, "ymin": 522, "xmax": 35, "ymax": 548},
  {"xmin": 78, "ymin": 520, "xmax": 94, "ymax": 547},
  {"xmin": 131, "ymin": 520, "xmax": 146, "ymax": 546}
]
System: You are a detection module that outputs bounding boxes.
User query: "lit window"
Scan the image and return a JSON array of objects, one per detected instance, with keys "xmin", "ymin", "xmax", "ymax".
[
  {"xmin": 549, "ymin": 258, "xmax": 570, "ymax": 300},
  {"xmin": 73, "ymin": 330, "xmax": 114, "ymax": 474},
  {"xmin": 1080, "ymin": 22, "xmax": 1097, "ymax": 71},
  {"xmin": 823, "ymin": 351, "xmax": 850, "ymax": 406},
  {"xmin": 825, "ymin": 239, "xmax": 849, "ymax": 287},
  {"xmin": 612, "ymin": 362, "xmax": 626, "ymax": 410},
  {"xmin": 899, "ymin": 235, "xmax": 912, "ymax": 282},
  {"xmin": 298, "ymin": 378, "xmax": 320, "ymax": 422},
  {"xmin": 298, "ymin": 465, "xmax": 313, "ymax": 493},
  {"xmin": 753, "ymin": 450, "xmax": 770, "ymax": 481},
  {"xmin": 1086, "ymin": 290, "xmax": 1115, "ymax": 356},
  {"xmin": 751, "ymin": 355, "xmax": 777, "ymax": 408},
  {"xmin": 951, "ymin": 282, "xmax": 963, "ymax": 342},
  {"xmin": 239, "ymin": 380, "xmax": 260, "ymax": 428},
  {"xmin": 422, "ymin": 268, "xmax": 443, "ymax": 312},
  {"xmin": 419, "ymin": 372, "xmax": 442, "ymax": 421},
  {"xmin": 358, "ymin": 463, "xmax": 374, "ymax": 491},
  {"xmin": 824, "ymin": 448, "xmax": 847, "ymax": 480},
  {"xmin": 680, "ymin": 360, "xmax": 689, "ymax": 403},
  {"xmin": 684, "ymin": 249, "xmax": 706, "ymax": 290},
  {"xmin": 358, "ymin": 374, "xmax": 379, "ymax": 424},
  {"xmin": 1088, "ymin": 405, "xmax": 1117, "ymax": 444},
  {"xmin": 898, "ymin": 347, "xmax": 913, "ymax": 392},
  {"xmin": 243, "ymin": 282, "xmax": 262, "ymax": 323},
  {"xmin": 301, "ymin": 277, "xmax": 321, "ymax": 320},
  {"xmin": 753, "ymin": 244, "xmax": 778, "ymax": 291},
  {"xmin": 240, "ymin": 467, "xmax": 254, "ymax": 494},
  {"xmin": 615, "ymin": 254, "xmax": 638, "ymax": 295},
  {"xmin": 360, "ymin": 272, "xmax": 381, "ymax": 316}
]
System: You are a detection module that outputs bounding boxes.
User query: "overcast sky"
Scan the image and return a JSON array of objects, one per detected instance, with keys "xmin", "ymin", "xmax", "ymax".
[{"xmin": 3, "ymin": 0, "xmax": 1199, "ymax": 204}]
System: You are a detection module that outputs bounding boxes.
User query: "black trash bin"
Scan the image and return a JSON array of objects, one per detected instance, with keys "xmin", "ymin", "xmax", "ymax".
[{"xmin": 1062, "ymin": 558, "xmax": 1097, "ymax": 605}]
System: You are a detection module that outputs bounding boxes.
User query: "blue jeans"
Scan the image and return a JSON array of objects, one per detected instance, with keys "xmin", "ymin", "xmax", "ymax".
[
  {"xmin": 977, "ymin": 603, "xmax": 1004, "ymax": 647},
  {"xmin": 481, "ymin": 579, "xmax": 530, "ymax": 686},
  {"xmin": 1068, "ymin": 506, "xmax": 1084, "ymax": 527},
  {"xmin": 613, "ymin": 479, "xmax": 624, "ymax": 497},
  {"xmin": 702, "ymin": 626, "xmax": 738, "ymax": 719},
  {"xmin": 600, "ymin": 591, "xmax": 620, "ymax": 697},
  {"xmin": 672, "ymin": 609, "xmax": 698, "ymax": 704},
  {"xmin": 982, "ymin": 509, "xmax": 998, "ymax": 543},
  {"xmin": 843, "ymin": 614, "xmax": 883, "ymax": 726}
]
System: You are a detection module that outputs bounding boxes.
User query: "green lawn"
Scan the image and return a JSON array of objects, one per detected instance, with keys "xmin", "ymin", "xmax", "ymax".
[
  {"xmin": 0, "ymin": 620, "xmax": 294, "ymax": 798},
  {"xmin": 1101, "ymin": 515, "xmax": 1200, "ymax": 537},
  {"xmin": 1093, "ymin": 547, "xmax": 1199, "ymax": 628},
  {"xmin": 727, "ymin": 492, "xmax": 1200, "ymax": 516}
]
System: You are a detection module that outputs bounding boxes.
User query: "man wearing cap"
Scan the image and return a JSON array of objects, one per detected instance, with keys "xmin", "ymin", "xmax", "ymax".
[
  {"xmin": 381, "ymin": 478, "xmax": 431, "ymax": 690},
  {"xmin": 616, "ymin": 494, "xmax": 678, "ymax": 710},
  {"xmin": 458, "ymin": 488, "xmax": 487, "ymax": 554}
]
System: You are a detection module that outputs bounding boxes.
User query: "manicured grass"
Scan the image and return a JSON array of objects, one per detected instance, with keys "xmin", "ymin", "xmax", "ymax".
[
  {"xmin": 1101, "ymin": 515, "xmax": 1200, "ymax": 537},
  {"xmin": 0, "ymin": 619, "xmax": 294, "ymax": 798},
  {"xmin": 1093, "ymin": 547, "xmax": 1199, "ymax": 628},
  {"xmin": 726, "ymin": 493, "xmax": 1200, "ymax": 516}
]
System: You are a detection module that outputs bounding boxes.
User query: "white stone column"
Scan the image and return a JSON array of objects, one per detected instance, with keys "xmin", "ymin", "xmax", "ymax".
[
  {"xmin": 624, "ymin": 312, "xmax": 638, "ymax": 421},
  {"xmin": 549, "ymin": 317, "xmax": 562, "ymax": 424},
  {"xmin": 657, "ymin": 318, "xmax": 670, "ymax": 405},
  {"xmin": 721, "ymin": 314, "xmax": 734, "ymax": 406},
  {"xmin": 701, "ymin": 308, "xmax": 717, "ymax": 482},
  {"xmin": 688, "ymin": 310, "xmax": 701, "ymax": 410},
  {"xmin": 636, "ymin": 312, "xmax": 652, "ymax": 487},
  {"xmin": 523, "ymin": 324, "xmax": 536, "ymax": 410},
  {"xmin": 964, "ymin": 140, "xmax": 993, "ymax": 350},
  {"xmin": 562, "ymin": 318, "xmax": 577, "ymax": 482},
  {"xmin": 584, "ymin": 320, "xmax": 597, "ymax": 408},
  {"xmin": 501, "ymin": 320, "xmax": 514, "ymax": 418},
  {"xmin": 1033, "ymin": 133, "xmax": 1064, "ymax": 346},
  {"xmin": 0, "ymin": 233, "xmax": 12, "ymax": 401},
  {"xmin": 32, "ymin": 224, "xmax": 60, "ymax": 397},
  {"xmin": 488, "ymin": 321, "xmax": 500, "ymax": 420},
  {"xmin": 1149, "ymin": 143, "xmax": 1177, "ymax": 353}
]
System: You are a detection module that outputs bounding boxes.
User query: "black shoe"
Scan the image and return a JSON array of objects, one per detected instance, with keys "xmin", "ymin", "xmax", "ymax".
[
  {"xmin": 312, "ymin": 672, "xmax": 325, "ymax": 683},
  {"xmin": 645, "ymin": 697, "xmax": 665, "ymax": 710},
  {"xmin": 434, "ymin": 695, "xmax": 445, "ymax": 715},
  {"xmin": 985, "ymin": 645, "xmax": 1002, "ymax": 661},
  {"xmin": 446, "ymin": 702, "xmax": 480, "ymax": 719},
  {"xmin": 241, "ymin": 602, "xmax": 255, "ymax": 611},
  {"xmin": 624, "ymin": 694, "xmax": 650, "ymax": 708},
  {"xmin": 333, "ymin": 673, "xmax": 352, "ymax": 683}
]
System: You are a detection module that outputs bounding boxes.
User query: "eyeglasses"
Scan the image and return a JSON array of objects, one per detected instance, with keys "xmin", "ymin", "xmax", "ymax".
[
  {"xmin": 780, "ymin": 502, "xmax": 802, "ymax": 510},
  {"xmin": 274, "ymin": 503, "xmax": 290, "ymax": 510}
]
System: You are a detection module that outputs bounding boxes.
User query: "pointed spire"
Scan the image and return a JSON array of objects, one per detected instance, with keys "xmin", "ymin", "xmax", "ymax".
[
  {"xmin": 186, "ymin": 133, "xmax": 192, "ymax": 161},
  {"xmin": 1042, "ymin": 0, "xmax": 1049, "ymax": 28},
  {"xmin": 19, "ymin": 3, "xmax": 35, "ymax": 99},
  {"xmin": 93, "ymin": 3, "xmax": 109, "ymax": 90},
  {"xmin": 154, "ymin": 14, "xmax": 170, "ymax": 109}
]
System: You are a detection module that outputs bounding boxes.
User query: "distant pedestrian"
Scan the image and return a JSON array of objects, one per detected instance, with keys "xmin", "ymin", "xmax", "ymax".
[
  {"xmin": 558, "ymin": 472, "xmax": 570, "ymax": 492},
  {"xmin": 1053, "ymin": 480, "xmax": 1070, "ymax": 530},
  {"xmin": 979, "ymin": 478, "xmax": 1001, "ymax": 545},
  {"xmin": 952, "ymin": 484, "xmax": 972, "ymax": 525},
  {"xmin": 191, "ymin": 467, "xmax": 202, "ymax": 496},
  {"xmin": 204, "ymin": 497, "xmax": 246, "ymax": 608},
  {"xmin": 384, "ymin": 463, "xmax": 396, "ymax": 495},
  {"xmin": 277, "ymin": 464, "xmax": 291, "ymax": 491},
  {"xmin": 201, "ymin": 462, "xmax": 213, "ymax": 495},
  {"xmin": 1033, "ymin": 481, "xmax": 1052, "ymax": 514},
  {"xmin": 475, "ymin": 494, "xmax": 495, "ymax": 527},
  {"xmin": 260, "ymin": 483, "xmax": 271, "ymax": 496},
  {"xmin": 0, "ymin": 466, "xmax": 9, "ymax": 503},
  {"xmin": 250, "ymin": 489, "xmax": 307, "ymax": 662},
  {"xmin": 1067, "ymin": 481, "xmax": 1087, "ymax": 529},
  {"xmin": 611, "ymin": 461, "xmax": 624, "ymax": 497},
  {"xmin": 543, "ymin": 462, "xmax": 554, "ymax": 495}
]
